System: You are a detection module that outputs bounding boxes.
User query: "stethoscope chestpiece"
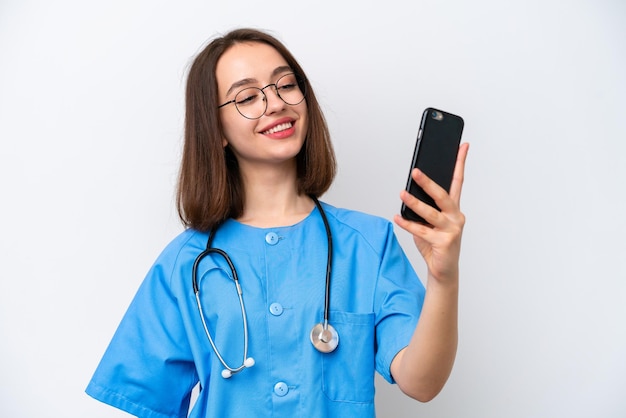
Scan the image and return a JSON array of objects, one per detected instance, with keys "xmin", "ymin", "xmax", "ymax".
[{"xmin": 310, "ymin": 322, "xmax": 339, "ymax": 353}]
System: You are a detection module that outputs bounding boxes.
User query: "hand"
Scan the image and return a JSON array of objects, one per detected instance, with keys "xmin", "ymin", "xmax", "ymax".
[{"xmin": 394, "ymin": 143, "xmax": 469, "ymax": 284}]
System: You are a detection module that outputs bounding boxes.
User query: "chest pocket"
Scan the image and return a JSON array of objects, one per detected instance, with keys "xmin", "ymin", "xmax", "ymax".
[{"xmin": 321, "ymin": 311, "xmax": 375, "ymax": 403}]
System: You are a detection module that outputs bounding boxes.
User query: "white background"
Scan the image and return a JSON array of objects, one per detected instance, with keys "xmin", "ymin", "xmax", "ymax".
[{"xmin": 1, "ymin": 1, "xmax": 625, "ymax": 417}]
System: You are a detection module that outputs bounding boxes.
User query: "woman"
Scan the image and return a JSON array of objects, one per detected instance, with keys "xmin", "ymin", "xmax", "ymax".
[{"xmin": 86, "ymin": 27, "xmax": 469, "ymax": 418}]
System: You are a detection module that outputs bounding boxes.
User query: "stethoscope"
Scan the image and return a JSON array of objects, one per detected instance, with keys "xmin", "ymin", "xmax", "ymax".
[{"xmin": 192, "ymin": 196, "xmax": 338, "ymax": 379}]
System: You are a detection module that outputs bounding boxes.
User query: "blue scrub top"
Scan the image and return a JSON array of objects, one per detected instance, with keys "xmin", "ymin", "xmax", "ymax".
[{"xmin": 86, "ymin": 202, "xmax": 425, "ymax": 418}]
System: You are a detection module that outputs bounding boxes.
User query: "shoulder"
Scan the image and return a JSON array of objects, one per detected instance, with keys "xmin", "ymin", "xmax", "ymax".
[
  {"xmin": 320, "ymin": 201, "xmax": 390, "ymax": 228},
  {"xmin": 152, "ymin": 228, "xmax": 208, "ymax": 269},
  {"xmin": 134, "ymin": 228, "xmax": 209, "ymax": 293},
  {"xmin": 319, "ymin": 201, "xmax": 395, "ymax": 251}
]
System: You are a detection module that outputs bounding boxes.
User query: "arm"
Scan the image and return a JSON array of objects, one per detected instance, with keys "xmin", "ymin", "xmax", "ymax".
[{"xmin": 391, "ymin": 142, "xmax": 469, "ymax": 402}]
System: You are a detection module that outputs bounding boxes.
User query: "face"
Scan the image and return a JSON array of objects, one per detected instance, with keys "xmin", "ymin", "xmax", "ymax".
[{"xmin": 216, "ymin": 42, "xmax": 308, "ymax": 170}]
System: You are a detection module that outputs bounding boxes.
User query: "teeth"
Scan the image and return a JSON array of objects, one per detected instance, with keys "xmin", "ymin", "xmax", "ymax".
[{"xmin": 263, "ymin": 122, "xmax": 292, "ymax": 134}]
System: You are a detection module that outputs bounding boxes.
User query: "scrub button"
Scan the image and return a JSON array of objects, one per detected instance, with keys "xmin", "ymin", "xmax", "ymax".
[
  {"xmin": 269, "ymin": 302, "xmax": 283, "ymax": 316},
  {"xmin": 274, "ymin": 382, "xmax": 288, "ymax": 397},
  {"xmin": 265, "ymin": 232, "xmax": 279, "ymax": 245}
]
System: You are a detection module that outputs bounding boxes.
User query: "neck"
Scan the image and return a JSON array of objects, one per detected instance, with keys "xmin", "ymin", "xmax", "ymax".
[{"xmin": 237, "ymin": 160, "xmax": 314, "ymax": 228}]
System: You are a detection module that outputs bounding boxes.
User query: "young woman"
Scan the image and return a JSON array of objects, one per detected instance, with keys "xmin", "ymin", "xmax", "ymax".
[{"xmin": 86, "ymin": 28, "xmax": 469, "ymax": 418}]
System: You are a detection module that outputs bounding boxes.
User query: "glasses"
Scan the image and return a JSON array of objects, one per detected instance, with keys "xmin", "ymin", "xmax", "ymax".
[{"xmin": 218, "ymin": 73, "xmax": 306, "ymax": 120}]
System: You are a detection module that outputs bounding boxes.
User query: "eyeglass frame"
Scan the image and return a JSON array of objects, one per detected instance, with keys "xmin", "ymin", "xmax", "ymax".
[{"xmin": 217, "ymin": 72, "xmax": 307, "ymax": 120}]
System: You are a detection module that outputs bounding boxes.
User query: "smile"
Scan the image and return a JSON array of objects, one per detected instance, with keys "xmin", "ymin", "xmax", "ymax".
[{"xmin": 262, "ymin": 122, "xmax": 293, "ymax": 135}]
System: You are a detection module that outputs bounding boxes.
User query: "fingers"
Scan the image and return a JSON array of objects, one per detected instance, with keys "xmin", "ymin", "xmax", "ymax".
[
  {"xmin": 399, "ymin": 186, "xmax": 440, "ymax": 227},
  {"xmin": 408, "ymin": 168, "xmax": 455, "ymax": 223},
  {"xmin": 399, "ymin": 142, "xmax": 469, "ymax": 228},
  {"xmin": 409, "ymin": 142, "xmax": 469, "ymax": 216},
  {"xmin": 394, "ymin": 210, "xmax": 434, "ymax": 235},
  {"xmin": 448, "ymin": 142, "xmax": 469, "ymax": 204}
]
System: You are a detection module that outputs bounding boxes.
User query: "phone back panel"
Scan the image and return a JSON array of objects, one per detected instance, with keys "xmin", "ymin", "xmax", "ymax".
[{"xmin": 401, "ymin": 108, "xmax": 464, "ymax": 223}]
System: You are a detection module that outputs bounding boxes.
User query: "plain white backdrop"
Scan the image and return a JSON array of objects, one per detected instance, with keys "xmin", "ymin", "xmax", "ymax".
[{"xmin": 1, "ymin": 1, "xmax": 625, "ymax": 417}]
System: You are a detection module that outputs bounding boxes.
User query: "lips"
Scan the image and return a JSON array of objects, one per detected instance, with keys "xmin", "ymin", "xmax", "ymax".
[{"xmin": 261, "ymin": 122, "xmax": 293, "ymax": 135}]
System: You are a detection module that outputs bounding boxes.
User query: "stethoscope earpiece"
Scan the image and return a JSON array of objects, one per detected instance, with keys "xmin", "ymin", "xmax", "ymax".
[{"xmin": 221, "ymin": 357, "xmax": 255, "ymax": 379}]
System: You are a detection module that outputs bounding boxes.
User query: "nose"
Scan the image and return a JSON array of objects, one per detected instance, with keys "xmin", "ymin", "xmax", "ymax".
[{"xmin": 262, "ymin": 84, "xmax": 286, "ymax": 114}]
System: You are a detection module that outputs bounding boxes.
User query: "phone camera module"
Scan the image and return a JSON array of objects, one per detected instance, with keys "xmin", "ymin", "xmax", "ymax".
[{"xmin": 431, "ymin": 111, "xmax": 444, "ymax": 121}]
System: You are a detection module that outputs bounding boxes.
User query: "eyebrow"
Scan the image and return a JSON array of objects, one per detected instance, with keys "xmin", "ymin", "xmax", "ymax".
[{"xmin": 224, "ymin": 65, "xmax": 293, "ymax": 97}]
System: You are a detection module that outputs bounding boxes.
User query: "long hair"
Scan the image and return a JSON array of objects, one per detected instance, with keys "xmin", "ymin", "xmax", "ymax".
[{"xmin": 176, "ymin": 28, "xmax": 336, "ymax": 232}]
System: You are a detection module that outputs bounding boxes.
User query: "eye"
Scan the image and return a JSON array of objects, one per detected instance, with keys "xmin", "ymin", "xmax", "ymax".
[
  {"xmin": 235, "ymin": 88, "xmax": 262, "ymax": 106},
  {"xmin": 276, "ymin": 74, "xmax": 299, "ymax": 91},
  {"xmin": 277, "ymin": 82, "xmax": 297, "ymax": 92}
]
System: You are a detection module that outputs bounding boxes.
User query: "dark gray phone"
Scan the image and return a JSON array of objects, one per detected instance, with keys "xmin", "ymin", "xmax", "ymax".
[{"xmin": 401, "ymin": 107, "xmax": 464, "ymax": 224}]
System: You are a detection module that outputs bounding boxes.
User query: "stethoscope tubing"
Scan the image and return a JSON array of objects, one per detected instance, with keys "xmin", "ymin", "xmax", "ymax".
[
  {"xmin": 316, "ymin": 197, "xmax": 333, "ymax": 330},
  {"xmin": 192, "ymin": 196, "xmax": 337, "ymax": 378},
  {"xmin": 192, "ymin": 246, "xmax": 251, "ymax": 376}
]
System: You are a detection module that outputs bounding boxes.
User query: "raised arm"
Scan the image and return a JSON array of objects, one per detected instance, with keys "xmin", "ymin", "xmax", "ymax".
[{"xmin": 391, "ymin": 142, "xmax": 469, "ymax": 401}]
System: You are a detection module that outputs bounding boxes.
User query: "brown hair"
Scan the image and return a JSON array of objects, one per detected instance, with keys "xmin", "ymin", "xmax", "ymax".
[{"xmin": 176, "ymin": 28, "xmax": 336, "ymax": 232}]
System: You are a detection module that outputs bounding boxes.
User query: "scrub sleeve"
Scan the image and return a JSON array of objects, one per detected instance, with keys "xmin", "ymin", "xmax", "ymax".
[{"xmin": 85, "ymin": 203, "xmax": 425, "ymax": 418}]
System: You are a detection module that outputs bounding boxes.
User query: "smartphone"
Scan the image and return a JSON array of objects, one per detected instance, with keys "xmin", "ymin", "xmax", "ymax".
[{"xmin": 401, "ymin": 107, "xmax": 464, "ymax": 224}]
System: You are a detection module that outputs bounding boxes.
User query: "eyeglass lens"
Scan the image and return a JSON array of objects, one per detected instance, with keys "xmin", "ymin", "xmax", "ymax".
[{"xmin": 233, "ymin": 73, "xmax": 305, "ymax": 119}]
